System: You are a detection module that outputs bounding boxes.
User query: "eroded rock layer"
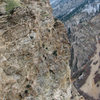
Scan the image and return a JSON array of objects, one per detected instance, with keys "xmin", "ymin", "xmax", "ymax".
[{"xmin": 0, "ymin": 0, "xmax": 72, "ymax": 100}]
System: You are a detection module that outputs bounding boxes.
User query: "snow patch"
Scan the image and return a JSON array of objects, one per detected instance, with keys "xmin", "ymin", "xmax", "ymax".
[{"xmin": 83, "ymin": 3, "xmax": 100, "ymax": 14}]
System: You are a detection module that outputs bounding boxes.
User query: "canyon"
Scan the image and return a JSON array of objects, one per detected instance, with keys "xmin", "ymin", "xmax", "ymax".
[
  {"xmin": 51, "ymin": 0, "xmax": 100, "ymax": 100},
  {"xmin": 0, "ymin": 0, "xmax": 100, "ymax": 100}
]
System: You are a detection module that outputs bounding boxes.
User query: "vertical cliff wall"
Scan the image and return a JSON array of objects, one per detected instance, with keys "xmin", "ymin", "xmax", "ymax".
[{"xmin": 0, "ymin": 0, "xmax": 72, "ymax": 100}]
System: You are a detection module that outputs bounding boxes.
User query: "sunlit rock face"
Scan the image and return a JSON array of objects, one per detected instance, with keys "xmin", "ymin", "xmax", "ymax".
[{"xmin": 0, "ymin": 0, "xmax": 72, "ymax": 100}]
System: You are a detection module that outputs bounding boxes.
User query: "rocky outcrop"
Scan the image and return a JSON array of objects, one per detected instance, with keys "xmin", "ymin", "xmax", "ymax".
[{"xmin": 0, "ymin": 0, "xmax": 72, "ymax": 100}]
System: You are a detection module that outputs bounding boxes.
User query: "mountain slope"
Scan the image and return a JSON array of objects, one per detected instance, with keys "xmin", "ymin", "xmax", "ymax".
[
  {"xmin": 51, "ymin": 0, "xmax": 100, "ymax": 22},
  {"xmin": 51, "ymin": 0, "xmax": 100, "ymax": 100}
]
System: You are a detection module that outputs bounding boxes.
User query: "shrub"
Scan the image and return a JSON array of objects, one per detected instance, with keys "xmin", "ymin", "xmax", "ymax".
[{"xmin": 5, "ymin": 0, "xmax": 20, "ymax": 13}]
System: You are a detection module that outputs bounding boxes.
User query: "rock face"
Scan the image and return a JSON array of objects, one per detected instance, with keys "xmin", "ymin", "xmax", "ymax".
[{"xmin": 0, "ymin": 0, "xmax": 72, "ymax": 100}]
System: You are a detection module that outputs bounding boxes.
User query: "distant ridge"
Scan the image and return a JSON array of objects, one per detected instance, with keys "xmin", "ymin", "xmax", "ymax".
[{"xmin": 50, "ymin": 0, "xmax": 100, "ymax": 22}]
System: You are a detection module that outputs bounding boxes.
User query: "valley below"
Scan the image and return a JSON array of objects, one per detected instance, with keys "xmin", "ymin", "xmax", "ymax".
[{"xmin": 51, "ymin": 0, "xmax": 100, "ymax": 100}]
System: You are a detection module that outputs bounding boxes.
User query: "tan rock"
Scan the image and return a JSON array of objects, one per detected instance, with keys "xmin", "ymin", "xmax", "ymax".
[{"xmin": 0, "ymin": 0, "xmax": 71, "ymax": 100}]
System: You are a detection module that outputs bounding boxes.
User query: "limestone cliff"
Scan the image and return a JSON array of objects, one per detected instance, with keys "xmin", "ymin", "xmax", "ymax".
[{"xmin": 0, "ymin": 0, "xmax": 72, "ymax": 100}]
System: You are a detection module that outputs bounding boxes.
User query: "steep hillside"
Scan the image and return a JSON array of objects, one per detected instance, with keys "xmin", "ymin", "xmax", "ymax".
[
  {"xmin": 51, "ymin": 0, "xmax": 100, "ymax": 100},
  {"xmin": 64, "ymin": 1, "xmax": 100, "ymax": 100},
  {"xmin": 66, "ymin": 14, "xmax": 100, "ymax": 100}
]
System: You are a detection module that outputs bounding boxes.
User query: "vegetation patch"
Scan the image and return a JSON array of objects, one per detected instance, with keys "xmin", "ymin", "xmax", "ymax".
[{"xmin": 5, "ymin": 0, "xmax": 21, "ymax": 13}]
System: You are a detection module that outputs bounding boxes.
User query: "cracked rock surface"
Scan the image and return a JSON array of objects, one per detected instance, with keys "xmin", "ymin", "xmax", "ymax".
[{"xmin": 0, "ymin": 0, "xmax": 72, "ymax": 100}]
